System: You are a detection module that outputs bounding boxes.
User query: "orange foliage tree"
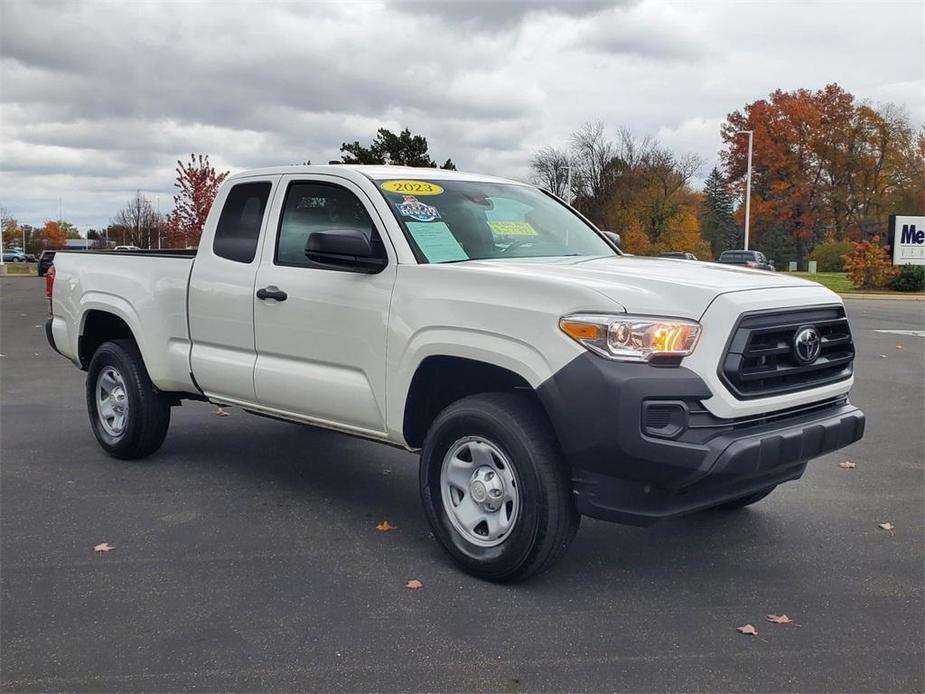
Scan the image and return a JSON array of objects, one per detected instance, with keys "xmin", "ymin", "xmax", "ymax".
[
  {"xmin": 35, "ymin": 220, "xmax": 71, "ymax": 249},
  {"xmin": 842, "ymin": 235, "xmax": 898, "ymax": 289},
  {"xmin": 165, "ymin": 154, "xmax": 229, "ymax": 248},
  {"xmin": 722, "ymin": 84, "xmax": 925, "ymax": 264}
]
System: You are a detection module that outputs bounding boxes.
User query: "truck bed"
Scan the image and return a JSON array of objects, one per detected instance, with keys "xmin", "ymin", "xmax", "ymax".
[{"xmin": 49, "ymin": 250, "xmax": 198, "ymax": 393}]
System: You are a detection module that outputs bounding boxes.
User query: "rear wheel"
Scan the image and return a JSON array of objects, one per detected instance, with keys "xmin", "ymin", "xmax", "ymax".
[
  {"xmin": 86, "ymin": 340, "xmax": 170, "ymax": 460},
  {"xmin": 420, "ymin": 393, "xmax": 579, "ymax": 582},
  {"xmin": 712, "ymin": 486, "xmax": 776, "ymax": 510}
]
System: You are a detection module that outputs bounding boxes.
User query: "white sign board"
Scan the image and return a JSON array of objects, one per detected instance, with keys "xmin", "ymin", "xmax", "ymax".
[{"xmin": 890, "ymin": 215, "xmax": 925, "ymax": 265}]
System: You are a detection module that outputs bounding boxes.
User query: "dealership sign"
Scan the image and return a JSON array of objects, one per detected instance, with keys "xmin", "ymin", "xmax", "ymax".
[{"xmin": 889, "ymin": 215, "xmax": 925, "ymax": 266}]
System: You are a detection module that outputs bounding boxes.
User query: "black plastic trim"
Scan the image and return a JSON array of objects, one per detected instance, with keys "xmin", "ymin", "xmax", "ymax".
[
  {"xmin": 718, "ymin": 304, "xmax": 854, "ymax": 400},
  {"xmin": 537, "ymin": 352, "xmax": 865, "ymax": 526},
  {"xmin": 44, "ymin": 318, "xmax": 62, "ymax": 357}
]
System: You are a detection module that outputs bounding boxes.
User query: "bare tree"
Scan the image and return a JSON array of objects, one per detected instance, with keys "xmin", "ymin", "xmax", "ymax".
[
  {"xmin": 530, "ymin": 146, "xmax": 572, "ymax": 199},
  {"xmin": 112, "ymin": 191, "xmax": 160, "ymax": 248},
  {"xmin": 569, "ymin": 122, "xmax": 617, "ymax": 207}
]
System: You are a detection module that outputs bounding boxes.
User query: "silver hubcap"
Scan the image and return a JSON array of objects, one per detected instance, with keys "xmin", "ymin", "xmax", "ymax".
[
  {"xmin": 440, "ymin": 437, "xmax": 519, "ymax": 547},
  {"xmin": 96, "ymin": 367, "xmax": 129, "ymax": 437}
]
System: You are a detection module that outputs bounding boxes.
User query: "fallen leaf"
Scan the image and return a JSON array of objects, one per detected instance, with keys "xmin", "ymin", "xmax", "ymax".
[
  {"xmin": 839, "ymin": 461, "xmax": 857, "ymax": 470},
  {"xmin": 878, "ymin": 521, "xmax": 895, "ymax": 535},
  {"xmin": 376, "ymin": 521, "xmax": 397, "ymax": 532},
  {"xmin": 213, "ymin": 406, "xmax": 229, "ymax": 416},
  {"xmin": 405, "ymin": 579, "xmax": 423, "ymax": 591},
  {"xmin": 767, "ymin": 614, "xmax": 801, "ymax": 627},
  {"xmin": 736, "ymin": 624, "xmax": 767, "ymax": 642},
  {"xmin": 896, "ymin": 344, "xmax": 904, "ymax": 350},
  {"xmin": 94, "ymin": 542, "xmax": 114, "ymax": 555}
]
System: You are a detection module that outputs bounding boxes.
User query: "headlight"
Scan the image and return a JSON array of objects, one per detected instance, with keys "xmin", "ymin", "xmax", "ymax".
[{"xmin": 559, "ymin": 313, "xmax": 702, "ymax": 363}]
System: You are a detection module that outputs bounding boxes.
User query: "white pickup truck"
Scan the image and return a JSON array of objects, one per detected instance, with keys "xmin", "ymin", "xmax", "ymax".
[{"xmin": 47, "ymin": 165, "xmax": 865, "ymax": 581}]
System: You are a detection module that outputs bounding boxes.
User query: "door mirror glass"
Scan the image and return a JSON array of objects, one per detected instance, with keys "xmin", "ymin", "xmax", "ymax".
[{"xmin": 305, "ymin": 230, "xmax": 387, "ymax": 273}]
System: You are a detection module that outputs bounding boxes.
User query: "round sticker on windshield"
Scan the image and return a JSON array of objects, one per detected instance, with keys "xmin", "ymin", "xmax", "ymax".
[{"xmin": 381, "ymin": 180, "xmax": 444, "ymax": 196}]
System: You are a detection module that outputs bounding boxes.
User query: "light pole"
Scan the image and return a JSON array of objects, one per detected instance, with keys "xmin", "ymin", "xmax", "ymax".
[
  {"xmin": 734, "ymin": 130, "xmax": 754, "ymax": 250},
  {"xmin": 156, "ymin": 195, "xmax": 161, "ymax": 249}
]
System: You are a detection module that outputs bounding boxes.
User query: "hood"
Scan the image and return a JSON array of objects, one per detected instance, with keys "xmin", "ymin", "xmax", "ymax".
[{"xmin": 462, "ymin": 255, "xmax": 826, "ymax": 319}]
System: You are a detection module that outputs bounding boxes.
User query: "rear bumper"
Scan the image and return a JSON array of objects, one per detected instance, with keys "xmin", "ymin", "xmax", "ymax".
[
  {"xmin": 45, "ymin": 317, "xmax": 63, "ymax": 357},
  {"xmin": 537, "ymin": 354, "xmax": 865, "ymax": 526}
]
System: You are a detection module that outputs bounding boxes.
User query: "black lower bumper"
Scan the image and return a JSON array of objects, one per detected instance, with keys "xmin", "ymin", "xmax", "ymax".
[
  {"xmin": 537, "ymin": 354, "xmax": 866, "ymax": 526},
  {"xmin": 45, "ymin": 317, "xmax": 62, "ymax": 357}
]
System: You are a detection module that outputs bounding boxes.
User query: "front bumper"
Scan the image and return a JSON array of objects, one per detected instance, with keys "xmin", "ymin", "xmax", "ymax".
[{"xmin": 536, "ymin": 354, "xmax": 865, "ymax": 526}]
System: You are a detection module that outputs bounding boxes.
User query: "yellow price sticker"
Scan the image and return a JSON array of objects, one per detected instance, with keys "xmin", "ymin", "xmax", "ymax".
[
  {"xmin": 489, "ymin": 221, "xmax": 537, "ymax": 236},
  {"xmin": 381, "ymin": 180, "xmax": 444, "ymax": 196}
]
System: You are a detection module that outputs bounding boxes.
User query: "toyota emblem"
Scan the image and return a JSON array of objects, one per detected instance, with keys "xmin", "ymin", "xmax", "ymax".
[{"xmin": 793, "ymin": 326, "xmax": 822, "ymax": 364}]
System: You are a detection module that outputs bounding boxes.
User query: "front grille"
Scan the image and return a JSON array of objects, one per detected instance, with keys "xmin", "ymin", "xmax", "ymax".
[{"xmin": 720, "ymin": 306, "xmax": 854, "ymax": 399}]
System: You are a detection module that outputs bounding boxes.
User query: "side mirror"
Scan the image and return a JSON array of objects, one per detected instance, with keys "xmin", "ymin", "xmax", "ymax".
[
  {"xmin": 603, "ymin": 231, "xmax": 624, "ymax": 251},
  {"xmin": 305, "ymin": 230, "xmax": 387, "ymax": 273}
]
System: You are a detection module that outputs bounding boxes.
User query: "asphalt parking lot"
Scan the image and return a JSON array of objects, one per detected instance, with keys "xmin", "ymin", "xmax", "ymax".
[{"xmin": 1, "ymin": 276, "xmax": 923, "ymax": 693}]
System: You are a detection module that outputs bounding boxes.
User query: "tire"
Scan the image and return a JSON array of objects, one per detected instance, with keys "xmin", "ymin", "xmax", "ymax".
[
  {"xmin": 86, "ymin": 339, "xmax": 170, "ymax": 460},
  {"xmin": 711, "ymin": 486, "xmax": 776, "ymax": 510},
  {"xmin": 420, "ymin": 392, "xmax": 579, "ymax": 582}
]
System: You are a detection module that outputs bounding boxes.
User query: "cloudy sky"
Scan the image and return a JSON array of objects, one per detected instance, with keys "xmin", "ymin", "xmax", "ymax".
[{"xmin": 1, "ymin": 0, "xmax": 922, "ymax": 231}]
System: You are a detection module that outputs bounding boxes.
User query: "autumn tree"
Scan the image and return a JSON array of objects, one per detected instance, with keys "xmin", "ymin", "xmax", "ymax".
[
  {"xmin": 1, "ymin": 207, "xmax": 20, "ymax": 249},
  {"xmin": 112, "ymin": 191, "xmax": 160, "ymax": 248},
  {"xmin": 340, "ymin": 128, "xmax": 456, "ymax": 169},
  {"xmin": 165, "ymin": 154, "xmax": 229, "ymax": 248},
  {"xmin": 34, "ymin": 220, "xmax": 77, "ymax": 250},
  {"xmin": 531, "ymin": 125, "xmax": 708, "ymax": 256},
  {"xmin": 721, "ymin": 83, "xmax": 924, "ymax": 264}
]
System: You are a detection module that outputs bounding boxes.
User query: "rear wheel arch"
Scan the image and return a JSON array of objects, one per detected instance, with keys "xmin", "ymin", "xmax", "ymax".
[
  {"xmin": 79, "ymin": 310, "xmax": 138, "ymax": 369},
  {"xmin": 402, "ymin": 355, "xmax": 557, "ymax": 450}
]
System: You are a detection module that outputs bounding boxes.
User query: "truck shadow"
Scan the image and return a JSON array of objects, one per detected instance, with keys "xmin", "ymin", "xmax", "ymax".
[{"xmin": 161, "ymin": 407, "xmax": 800, "ymax": 588}]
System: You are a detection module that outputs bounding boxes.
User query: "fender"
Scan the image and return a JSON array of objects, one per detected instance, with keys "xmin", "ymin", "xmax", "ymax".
[{"xmin": 387, "ymin": 326, "xmax": 558, "ymax": 442}]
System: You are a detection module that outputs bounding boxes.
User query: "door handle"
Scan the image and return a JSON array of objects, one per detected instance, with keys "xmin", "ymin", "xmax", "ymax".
[{"xmin": 256, "ymin": 286, "xmax": 288, "ymax": 302}]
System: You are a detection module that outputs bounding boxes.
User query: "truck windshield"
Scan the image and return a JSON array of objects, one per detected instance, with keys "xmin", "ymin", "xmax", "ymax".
[{"xmin": 374, "ymin": 178, "xmax": 615, "ymax": 263}]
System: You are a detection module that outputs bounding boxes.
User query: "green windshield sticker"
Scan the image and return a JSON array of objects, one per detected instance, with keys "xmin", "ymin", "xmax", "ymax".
[
  {"xmin": 489, "ymin": 221, "xmax": 537, "ymax": 236},
  {"xmin": 406, "ymin": 222, "xmax": 468, "ymax": 263}
]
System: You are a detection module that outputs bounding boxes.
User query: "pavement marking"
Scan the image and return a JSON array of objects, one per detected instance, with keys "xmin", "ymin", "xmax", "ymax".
[{"xmin": 873, "ymin": 329, "xmax": 925, "ymax": 338}]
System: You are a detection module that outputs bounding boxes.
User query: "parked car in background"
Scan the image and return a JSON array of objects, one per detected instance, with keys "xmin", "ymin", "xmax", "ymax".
[
  {"xmin": 113, "ymin": 245, "xmax": 141, "ymax": 251},
  {"xmin": 2, "ymin": 249, "xmax": 26, "ymax": 262},
  {"xmin": 659, "ymin": 251, "xmax": 698, "ymax": 261},
  {"xmin": 24, "ymin": 253, "xmax": 38, "ymax": 262},
  {"xmin": 37, "ymin": 251, "xmax": 56, "ymax": 277},
  {"xmin": 717, "ymin": 249, "xmax": 775, "ymax": 271}
]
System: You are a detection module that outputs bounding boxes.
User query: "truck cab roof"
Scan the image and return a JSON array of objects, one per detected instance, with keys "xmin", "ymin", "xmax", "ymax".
[{"xmin": 225, "ymin": 164, "xmax": 522, "ymax": 187}]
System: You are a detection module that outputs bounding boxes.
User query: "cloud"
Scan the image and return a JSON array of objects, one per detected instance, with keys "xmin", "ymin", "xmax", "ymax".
[
  {"xmin": 386, "ymin": 0, "xmax": 623, "ymax": 30},
  {"xmin": 0, "ymin": 0, "xmax": 922, "ymax": 230}
]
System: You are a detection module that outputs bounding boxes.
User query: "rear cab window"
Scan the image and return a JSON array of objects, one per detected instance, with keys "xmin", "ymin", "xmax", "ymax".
[{"xmin": 213, "ymin": 181, "xmax": 272, "ymax": 263}]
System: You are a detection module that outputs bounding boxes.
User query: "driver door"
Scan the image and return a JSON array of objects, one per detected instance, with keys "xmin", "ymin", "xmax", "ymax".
[{"xmin": 252, "ymin": 175, "xmax": 397, "ymax": 436}]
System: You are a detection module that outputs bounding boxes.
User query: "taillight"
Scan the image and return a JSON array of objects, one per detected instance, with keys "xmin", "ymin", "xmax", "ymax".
[{"xmin": 45, "ymin": 265, "xmax": 55, "ymax": 315}]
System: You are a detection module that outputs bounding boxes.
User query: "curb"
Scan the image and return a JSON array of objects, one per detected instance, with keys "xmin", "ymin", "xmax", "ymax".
[{"xmin": 840, "ymin": 293, "xmax": 925, "ymax": 301}]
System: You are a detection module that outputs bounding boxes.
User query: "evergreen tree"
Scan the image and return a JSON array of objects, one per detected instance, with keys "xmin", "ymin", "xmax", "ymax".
[
  {"xmin": 701, "ymin": 167, "xmax": 739, "ymax": 254},
  {"xmin": 340, "ymin": 128, "xmax": 455, "ymax": 169}
]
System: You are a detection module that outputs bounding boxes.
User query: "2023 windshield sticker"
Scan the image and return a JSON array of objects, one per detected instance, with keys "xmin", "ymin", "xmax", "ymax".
[{"xmin": 380, "ymin": 180, "xmax": 444, "ymax": 196}]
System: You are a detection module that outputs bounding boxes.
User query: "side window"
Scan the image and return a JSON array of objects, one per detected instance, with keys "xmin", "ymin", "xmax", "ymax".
[
  {"xmin": 213, "ymin": 182, "xmax": 272, "ymax": 263},
  {"xmin": 276, "ymin": 182, "xmax": 385, "ymax": 268}
]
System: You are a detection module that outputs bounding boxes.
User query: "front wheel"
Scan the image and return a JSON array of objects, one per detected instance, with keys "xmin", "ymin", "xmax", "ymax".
[
  {"xmin": 86, "ymin": 339, "xmax": 171, "ymax": 460},
  {"xmin": 420, "ymin": 393, "xmax": 579, "ymax": 582}
]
